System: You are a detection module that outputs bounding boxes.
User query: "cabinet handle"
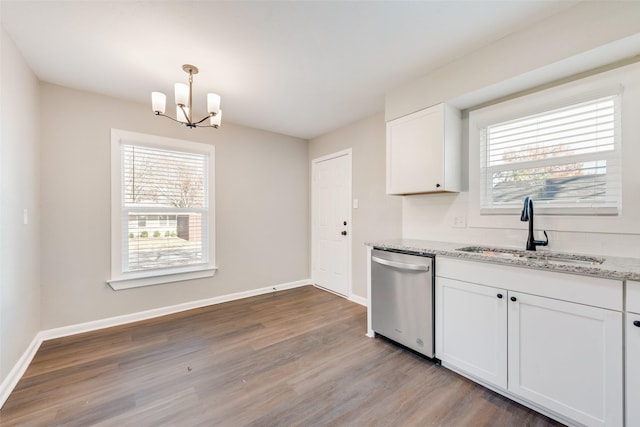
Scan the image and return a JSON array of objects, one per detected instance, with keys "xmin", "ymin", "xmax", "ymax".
[
  {"xmin": 510, "ymin": 296, "xmax": 517, "ymax": 302},
  {"xmin": 435, "ymin": 183, "xmax": 441, "ymax": 188},
  {"xmin": 634, "ymin": 320, "xmax": 640, "ymax": 327},
  {"xmin": 497, "ymin": 293, "xmax": 503, "ymax": 299}
]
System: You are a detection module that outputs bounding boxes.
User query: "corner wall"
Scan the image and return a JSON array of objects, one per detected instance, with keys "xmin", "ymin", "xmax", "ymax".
[
  {"xmin": 39, "ymin": 83, "xmax": 310, "ymax": 329},
  {"xmin": 0, "ymin": 27, "xmax": 41, "ymax": 387}
]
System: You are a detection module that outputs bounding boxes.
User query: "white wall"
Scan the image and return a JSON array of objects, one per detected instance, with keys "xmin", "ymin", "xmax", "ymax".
[
  {"xmin": 0, "ymin": 28, "xmax": 41, "ymax": 382},
  {"xmin": 309, "ymin": 113, "xmax": 402, "ymax": 299},
  {"xmin": 386, "ymin": 1, "xmax": 640, "ymax": 121},
  {"xmin": 39, "ymin": 83, "xmax": 309, "ymax": 329},
  {"xmin": 390, "ymin": 2, "xmax": 640, "ymax": 258}
]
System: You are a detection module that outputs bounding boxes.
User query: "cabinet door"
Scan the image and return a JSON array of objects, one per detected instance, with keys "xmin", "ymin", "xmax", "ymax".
[
  {"xmin": 436, "ymin": 277, "xmax": 507, "ymax": 388},
  {"xmin": 386, "ymin": 105, "xmax": 444, "ymax": 194},
  {"xmin": 507, "ymin": 292, "xmax": 623, "ymax": 427},
  {"xmin": 627, "ymin": 312, "xmax": 640, "ymax": 427}
]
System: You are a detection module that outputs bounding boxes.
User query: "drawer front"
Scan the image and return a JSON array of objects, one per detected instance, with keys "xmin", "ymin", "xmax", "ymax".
[
  {"xmin": 627, "ymin": 280, "xmax": 640, "ymax": 313},
  {"xmin": 436, "ymin": 256, "xmax": 622, "ymax": 311}
]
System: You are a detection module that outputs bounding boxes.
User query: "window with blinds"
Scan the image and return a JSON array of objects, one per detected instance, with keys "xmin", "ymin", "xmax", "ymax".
[
  {"xmin": 480, "ymin": 94, "xmax": 621, "ymax": 214},
  {"xmin": 109, "ymin": 129, "xmax": 215, "ymax": 289},
  {"xmin": 122, "ymin": 144, "xmax": 209, "ymax": 272}
]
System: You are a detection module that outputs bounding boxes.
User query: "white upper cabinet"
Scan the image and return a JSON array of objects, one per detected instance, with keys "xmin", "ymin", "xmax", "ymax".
[{"xmin": 386, "ymin": 103, "xmax": 461, "ymax": 195}]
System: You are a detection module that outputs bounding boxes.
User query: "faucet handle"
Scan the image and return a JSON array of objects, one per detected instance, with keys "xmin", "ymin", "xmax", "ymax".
[{"xmin": 534, "ymin": 231, "xmax": 549, "ymax": 247}]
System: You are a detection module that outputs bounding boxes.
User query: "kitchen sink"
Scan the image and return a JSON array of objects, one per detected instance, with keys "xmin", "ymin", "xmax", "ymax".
[
  {"xmin": 456, "ymin": 246, "xmax": 526, "ymax": 257},
  {"xmin": 456, "ymin": 246, "xmax": 605, "ymax": 266},
  {"xmin": 528, "ymin": 253, "xmax": 605, "ymax": 266}
]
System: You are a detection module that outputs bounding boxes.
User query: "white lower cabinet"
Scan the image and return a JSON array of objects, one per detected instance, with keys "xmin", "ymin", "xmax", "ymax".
[
  {"xmin": 507, "ymin": 291, "xmax": 622, "ymax": 427},
  {"xmin": 436, "ymin": 258, "xmax": 623, "ymax": 427},
  {"xmin": 626, "ymin": 281, "xmax": 640, "ymax": 427},
  {"xmin": 627, "ymin": 313, "xmax": 640, "ymax": 426},
  {"xmin": 436, "ymin": 277, "xmax": 507, "ymax": 388}
]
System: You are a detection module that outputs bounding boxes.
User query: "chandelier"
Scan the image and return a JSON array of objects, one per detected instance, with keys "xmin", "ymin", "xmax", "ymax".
[{"xmin": 151, "ymin": 64, "xmax": 222, "ymax": 129}]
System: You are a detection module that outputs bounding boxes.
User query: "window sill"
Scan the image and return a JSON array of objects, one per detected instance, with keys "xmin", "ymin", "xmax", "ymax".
[{"xmin": 107, "ymin": 266, "xmax": 218, "ymax": 290}]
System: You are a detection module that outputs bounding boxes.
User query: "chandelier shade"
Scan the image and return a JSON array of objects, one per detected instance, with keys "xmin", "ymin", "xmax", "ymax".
[
  {"xmin": 151, "ymin": 92, "xmax": 166, "ymax": 114},
  {"xmin": 174, "ymin": 83, "xmax": 189, "ymax": 107},
  {"xmin": 152, "ymin": 64, "xmax": 221, "ymax": 129}
]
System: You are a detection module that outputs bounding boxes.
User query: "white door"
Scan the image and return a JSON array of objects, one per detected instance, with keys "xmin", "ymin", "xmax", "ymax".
[
  {"xmin": 507, "ymin": 291, "xmax": 623, "ymax": 427},
  {"xmin": 436, "ymin": 277, "xmax": 508, "ymax": 388},
  {"xmin": 312, "ymin": 150, "xmax": 351, "ymax": 296}
]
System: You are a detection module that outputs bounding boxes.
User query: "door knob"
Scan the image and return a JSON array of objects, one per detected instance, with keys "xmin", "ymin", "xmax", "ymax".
[{"xmin": 341, "ymin": 231, "xmax": 347, "ymax": 236}]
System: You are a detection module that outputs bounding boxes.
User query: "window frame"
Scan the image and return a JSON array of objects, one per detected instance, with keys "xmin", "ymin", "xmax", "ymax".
[
  {"xmin": 108, "ymin": 129, "xmax": 216, "ymax": 290},
  {"xmin": 463, "ymin": 61, "xmax": 640, "ymax": 237},
  {"xmin": 478, "ymin": 92, "xmax": 622, "ymax": 216}
]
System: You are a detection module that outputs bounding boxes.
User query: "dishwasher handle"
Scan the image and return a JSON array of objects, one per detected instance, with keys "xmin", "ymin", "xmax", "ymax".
[{"xmin": 371, "ymin": 255, "xmax": 430, "ymax": 272}]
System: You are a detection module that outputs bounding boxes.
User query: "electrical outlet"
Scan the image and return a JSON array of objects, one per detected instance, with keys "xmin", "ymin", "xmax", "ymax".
[{"xmin": 452, "ymin": 215, "xmax": 466, "ymax": 228}]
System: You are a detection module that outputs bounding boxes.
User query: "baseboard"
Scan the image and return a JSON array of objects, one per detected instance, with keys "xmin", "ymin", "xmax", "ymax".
[
  {"xmin": 40, "ymin": 279, "xmax": 311, "ymax": 341},
  {"xmin": 310, "ymin": 283, "xmax": 368, "ymax": 307},
  {"xmin": 0, "ymin": 332, "xmax": 43, "ymax": 409},
  {"xmin": 0, "ymin": 278, "xmax": 310, "ymax": 408},
  {"xmin": 348, "ymin": 294, "xmax": 368, "ymax": 307}
]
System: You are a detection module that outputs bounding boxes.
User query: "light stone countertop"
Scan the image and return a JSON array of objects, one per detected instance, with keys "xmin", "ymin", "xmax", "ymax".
[{"xmin": 366, "ymin": 238, "xmax": 640, "ymax": 282}]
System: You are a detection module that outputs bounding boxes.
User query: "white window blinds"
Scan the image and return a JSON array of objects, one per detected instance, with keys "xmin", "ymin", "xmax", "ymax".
[
  {"xmin": 121, "ymin": 144, "xmax": 209, "ymax": 272},
  {"xmin": 480, "ymin": 94, "xmax": 621, "ymax": 214}
]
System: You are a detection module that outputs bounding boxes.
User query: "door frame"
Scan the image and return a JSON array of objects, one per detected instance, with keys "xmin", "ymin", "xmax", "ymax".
[{"xmin": 311, "ymin": 149, "xmax": 353, "ymax": 297}]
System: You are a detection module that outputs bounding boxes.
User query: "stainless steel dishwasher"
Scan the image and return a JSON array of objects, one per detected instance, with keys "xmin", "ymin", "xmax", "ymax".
[{"xmin": 371, "ymin": 248, "xmax": 434, "ymax": 358}]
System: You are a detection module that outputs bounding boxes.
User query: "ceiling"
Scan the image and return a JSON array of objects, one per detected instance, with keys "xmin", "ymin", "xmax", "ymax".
[{"xmin": 1, "ymin": 1, "xmax": 580, "ymax": 139}]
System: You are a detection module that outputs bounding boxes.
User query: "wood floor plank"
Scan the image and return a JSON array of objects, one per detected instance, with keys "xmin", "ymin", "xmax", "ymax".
[{"xmin": 0, "ymin": 285, "xmax": 564, "ymax": 426}]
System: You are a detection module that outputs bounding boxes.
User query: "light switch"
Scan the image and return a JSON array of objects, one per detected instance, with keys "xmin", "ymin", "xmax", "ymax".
[
  {"xmin": 23, "ymin": 208, "xmax": 28, "ymax": 225},
  {"xmin": 353, "ymin": 199, "xmax": 359, "ymax": 209}
]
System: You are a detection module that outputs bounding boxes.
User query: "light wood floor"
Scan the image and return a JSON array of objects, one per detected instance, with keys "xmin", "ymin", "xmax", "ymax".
[{"xmin": 0, "ymin": 285, "xmax": 564, "ymax": 426}]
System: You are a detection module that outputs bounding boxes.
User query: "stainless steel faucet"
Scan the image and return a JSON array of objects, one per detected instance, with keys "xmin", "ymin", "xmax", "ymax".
[{"xmin": 520, "ymin": 196, "xmax": 549, "ymax": 251}]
